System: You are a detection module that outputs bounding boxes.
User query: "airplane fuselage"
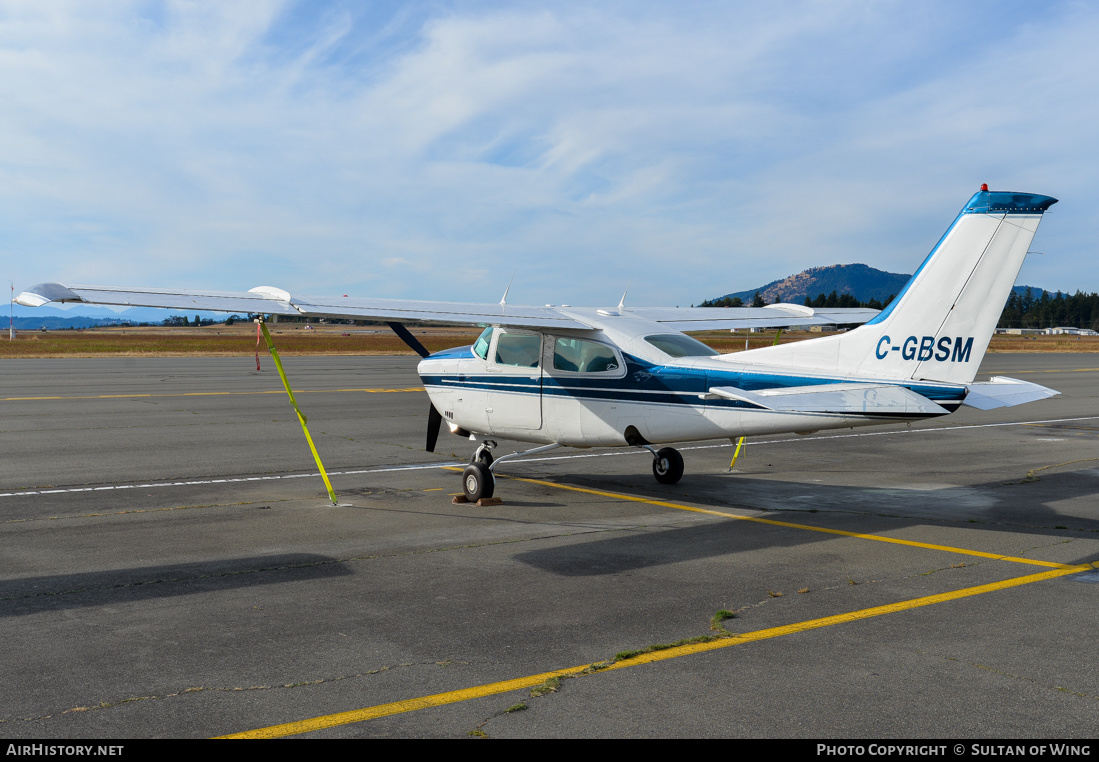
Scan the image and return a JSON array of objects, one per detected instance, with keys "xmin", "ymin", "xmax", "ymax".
[{"xmin": 418, "ymin": 315, "xmax": 968, "ymax": 450}]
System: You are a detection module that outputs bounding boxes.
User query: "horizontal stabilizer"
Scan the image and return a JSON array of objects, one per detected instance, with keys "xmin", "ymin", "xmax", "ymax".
[
  {"xmin": 706, "ymin": 382, "xmax": 948, "ymax": 416},
  {"xmin": 962, "ymin": 377, "xmax": 1060, "ymax": 410}
]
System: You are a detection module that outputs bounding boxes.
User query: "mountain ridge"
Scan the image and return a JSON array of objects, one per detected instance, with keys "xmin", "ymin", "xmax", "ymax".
[{"xmin": 707, "ymin": 263, "xmax": 1047, "ymax": 306}]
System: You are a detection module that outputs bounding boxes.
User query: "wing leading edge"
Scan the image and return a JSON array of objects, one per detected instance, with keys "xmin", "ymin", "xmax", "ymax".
[
  {"xmin": 15, "ymin": 283, "xmax": 879, "ymax": 332},
  {"xmin": 15, "ymin": 283, "xmax": 588, "ymax": 330}
]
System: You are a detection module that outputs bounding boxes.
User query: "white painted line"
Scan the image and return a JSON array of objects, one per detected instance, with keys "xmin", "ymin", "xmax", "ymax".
[
  {"xmin": 3, "ymin": 415, "xmax": 1095, "ymax": 501},
  {"xmin": 0, "ymin": 462, "xmax": 463, "ymax": 499}
]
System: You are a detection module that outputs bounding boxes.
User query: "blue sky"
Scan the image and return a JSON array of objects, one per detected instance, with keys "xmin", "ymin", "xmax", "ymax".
[{"xmin": 2, "ymin": 1, "xmax": 1097, "ymax": 310}]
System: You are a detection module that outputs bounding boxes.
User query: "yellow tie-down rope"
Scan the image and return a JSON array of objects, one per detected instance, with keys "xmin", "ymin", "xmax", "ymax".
[
  {"xmin": 728, "ymin": 329, "xmax": 781, "ymax": 470},
  {"xmin": 728, "ymin": 436, "xmax": 746, "ymax": 471},
  {"xmin": 257, "ymin": 319, "xmax": 339, "ymax": 505}
]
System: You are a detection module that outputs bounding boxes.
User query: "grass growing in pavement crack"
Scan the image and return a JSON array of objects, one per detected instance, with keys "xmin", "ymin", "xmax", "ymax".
[
  {"xmin": 529, "ymin": 676, "xmax": 562, "ymax": 697},
  {"xmin": 470, "ymin": 608, "xmax": 740, "ymax": 737}
]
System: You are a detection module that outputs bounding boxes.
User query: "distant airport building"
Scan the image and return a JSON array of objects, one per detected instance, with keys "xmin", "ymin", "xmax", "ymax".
[{"xmin": 1045, "ymin": 326, "xmax": 1095, "ymax": 335}]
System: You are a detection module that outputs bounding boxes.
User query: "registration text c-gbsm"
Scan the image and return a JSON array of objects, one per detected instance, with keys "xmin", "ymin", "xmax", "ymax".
[{"xmin": 875, "ymin": 335, "xmax": 974, "ymax": 362}]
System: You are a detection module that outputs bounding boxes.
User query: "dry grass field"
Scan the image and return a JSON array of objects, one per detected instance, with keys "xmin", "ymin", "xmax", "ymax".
[
  {"xmin": 0, "ymin": 323, "xmax": 1095, "ymax": 358},
  {"xmin": 0, "ymin": 324, "xmax": 480, "ymax": 358}
]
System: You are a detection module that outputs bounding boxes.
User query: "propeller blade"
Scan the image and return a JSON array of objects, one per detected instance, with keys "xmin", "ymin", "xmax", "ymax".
[{"xmin": 426, "ymin": 404, "xmax": 442, "ymax": 452}]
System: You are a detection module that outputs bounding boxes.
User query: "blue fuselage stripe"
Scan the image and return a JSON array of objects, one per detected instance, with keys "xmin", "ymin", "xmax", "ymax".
[{"xmin": 419, "ymin": 354, "xmax": 965, "ymax": 407}]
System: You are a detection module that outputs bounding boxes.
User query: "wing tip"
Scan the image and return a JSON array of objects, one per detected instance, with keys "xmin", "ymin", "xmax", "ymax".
[{"xmin": 14, "ymin": 283, "xmax": 82, "ymax": 307}]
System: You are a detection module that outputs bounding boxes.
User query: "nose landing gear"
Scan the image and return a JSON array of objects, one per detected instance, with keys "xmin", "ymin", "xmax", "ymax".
[
  {"xmin": 457, "ymin": 441, "xmax": 562, "ymax": 503},
  {"xmin": 462, "ymin": 461, "xmax": 495, "ymax": 501}
]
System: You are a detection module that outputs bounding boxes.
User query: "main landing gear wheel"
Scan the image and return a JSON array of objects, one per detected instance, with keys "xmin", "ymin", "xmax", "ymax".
[
  {"xmin": 652, "ymin": 447, "xmax": 684, "ymax": 485},
  {"xmin": 462, "ymin": 462, "xmax": 495, "ymax": 501}
]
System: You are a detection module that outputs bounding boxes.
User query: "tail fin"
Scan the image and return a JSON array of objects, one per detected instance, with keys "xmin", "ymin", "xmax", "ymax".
[{"xmin": 736, "ymin": 187, "xmax": 1057, "ymax": 384}]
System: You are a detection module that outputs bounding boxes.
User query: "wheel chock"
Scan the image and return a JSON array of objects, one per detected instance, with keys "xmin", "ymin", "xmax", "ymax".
[{"xmin": 451, "ymin": 495, "xmax": 504, "ymax": 506}]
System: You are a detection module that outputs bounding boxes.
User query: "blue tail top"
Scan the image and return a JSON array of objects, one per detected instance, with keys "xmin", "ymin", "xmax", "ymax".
[{"xmin": 961, "ymin": 191, "xmax": 1058, "ymax": 214}]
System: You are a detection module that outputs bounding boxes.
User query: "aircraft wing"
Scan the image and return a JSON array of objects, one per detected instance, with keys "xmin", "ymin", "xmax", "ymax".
[
  {"xmin": 962, "ymin": 377, "xmax": 1060, "ymax": 410},
  {"xmin": 15, "ymin": 283, "xmax": 302, "ymax": 316},
  {"xmin": 14, "ymin": 283, "xmax": 591, "ymax": 330},
  {"xmin": 16, "ymin": 284, "xmax": 877, "ymax": 332},
  {"xmin": 622, "ymin": 303, "xmax": 879, "ymax": 332},
  {"xmin": 706, "ymin": 382, "xmax": 948, "ymax": 416}
]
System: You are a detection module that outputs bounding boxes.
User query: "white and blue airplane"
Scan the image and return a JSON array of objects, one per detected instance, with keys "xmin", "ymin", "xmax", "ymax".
[{"xmin": 16, "ymin": 186, "xmax": 1060, "ymax": 501}]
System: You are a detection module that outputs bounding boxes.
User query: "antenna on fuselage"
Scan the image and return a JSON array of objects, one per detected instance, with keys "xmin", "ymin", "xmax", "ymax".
[
  {"xmin": 500, "ymin": 271, "xmax": 517, "ymax": 307},
  {"xmin": 617, "ymin": 278, "xmax": 632, "ymax": 313}
]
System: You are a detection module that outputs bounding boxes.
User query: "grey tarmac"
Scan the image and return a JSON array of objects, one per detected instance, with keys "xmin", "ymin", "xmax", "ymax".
[{"xmin": 0, "ymin": 353, "xmax": 1097, "ymax": 738}]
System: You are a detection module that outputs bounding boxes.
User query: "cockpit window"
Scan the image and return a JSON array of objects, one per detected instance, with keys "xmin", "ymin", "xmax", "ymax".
[
  {"xmin": 553, "ymin": 337, "xmax": 620, "ymax": 373},
  {"xmin": 644, "ymin": 334, "xmax": 717, "ymax": 358},
  {"xmin": 472, "ymin": 327, "xmax": 493, "ymax": 360},
  {"xmin": 494, "ymin": 332, "xmax": 541, "ymax": 368}
]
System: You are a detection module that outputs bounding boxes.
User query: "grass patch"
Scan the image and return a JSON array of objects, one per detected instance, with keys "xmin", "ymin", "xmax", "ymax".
[
  {"xmin": 614, "ymin": 634, "xmax": 723, "ymax": 662},
  {"xmin": 529, "ymin": 677, "xmax": 562, "ymax": 698},
  {"xmin": 710, "ymin": 610, "xmax": 736, "ymax": 629}
]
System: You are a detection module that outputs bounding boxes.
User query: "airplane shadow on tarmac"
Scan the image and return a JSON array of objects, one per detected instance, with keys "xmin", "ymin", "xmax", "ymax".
[
  {"xmin": 0, "ymin": 553, "xmax": 352, "ymax": 618},
  {"xmin": 513, "ymin": 467, "xmax": 1099, "ymax": 576}
]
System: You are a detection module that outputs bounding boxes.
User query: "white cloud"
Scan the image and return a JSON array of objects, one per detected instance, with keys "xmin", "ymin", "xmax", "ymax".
[{"xmin": 1, "ymin": 1, "xmax": 1096, "ymax": 308}]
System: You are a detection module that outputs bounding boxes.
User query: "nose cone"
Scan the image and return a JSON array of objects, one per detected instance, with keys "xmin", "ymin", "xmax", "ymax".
[{"xmin": 416, "ymin": 356, "xmax": 441, "ymax": 391}]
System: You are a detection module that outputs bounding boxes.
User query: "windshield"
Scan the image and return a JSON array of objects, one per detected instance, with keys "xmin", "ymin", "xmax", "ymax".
[
  {"xmin": 644, "ymin": 334, "xmax": 717, "ymax": 358},
  {"xmin": 472, "ymin": 327, "xmax": 493, "ymax": 359}
]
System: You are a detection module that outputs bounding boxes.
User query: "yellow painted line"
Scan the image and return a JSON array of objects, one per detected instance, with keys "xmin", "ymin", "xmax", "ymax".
[
  {"xmin": 0, "ymin": 387, "xmax": 424, "ymax": 402},
  {"xmin": 220, "ymin": 565, "xmax": 1086, "ymax": 739},
  {"xmin": 502, "ymin": 475, "xmax": 1081, "ymax": 569},
  {"xmin": 589, "ymin": 568, "xmax": 1086, "ymax": 670},
  {"xmin": 219, "ymin": 666, "xmax": 588, "ymax": 739}
]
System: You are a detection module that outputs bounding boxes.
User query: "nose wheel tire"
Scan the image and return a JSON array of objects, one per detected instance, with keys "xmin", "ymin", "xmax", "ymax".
[
  {"xmin": 462, "ymin": 462, "xmax": 495, "ymax": 501},
  {"xmin": 652, "ymin": 447, "xmax": 684, "ymax": 485}
]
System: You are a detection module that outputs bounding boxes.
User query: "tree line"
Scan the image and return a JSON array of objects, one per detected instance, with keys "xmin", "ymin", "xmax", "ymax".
[
  {"xmin": 699, "ymin": 288, "xmax": 1099, "ymax": 331},
  {"xmin": 998, "ymin": 289, "xmax": 1099, "ymax": 330},
  {"xmin": 697, "ymin": 291, "xmax": 893, "ymax": 310}
]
